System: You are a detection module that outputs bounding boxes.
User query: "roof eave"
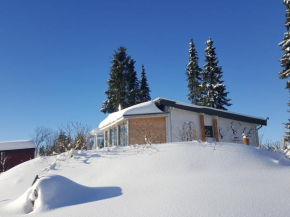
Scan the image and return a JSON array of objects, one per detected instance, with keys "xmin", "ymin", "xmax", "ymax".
[
  {"xmin": 98, "ymin": 112, "xmax": 169, "ymax": 132},
  {"xmin": 123, "ymin": 112, "xmax": 169, "ymax": 118},
  {"xmin": 154, "ymin": 98, "xmax": 267, "ymax": 126},
  {"xmin": 99, "ymin": 117, "xmax": 126, "ymax": 131}
]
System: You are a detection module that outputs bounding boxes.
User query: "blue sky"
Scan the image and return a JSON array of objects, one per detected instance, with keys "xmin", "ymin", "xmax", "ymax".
[{"xmin": 0, "ymin": 0, "xmax": 287, "ymax": 143}]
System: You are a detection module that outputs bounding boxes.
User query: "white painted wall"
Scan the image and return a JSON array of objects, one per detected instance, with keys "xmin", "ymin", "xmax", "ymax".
[
  {"xmin": 170, "ymin": 108, "xmax": 202, "ymax": 142},
  {"xmin": 217, "ymin": 117, "xmax": 259, "ymax": 146},
  {"xmin": 169, "ymin": 107, "xmax": 259, "ymax": 146},
  {"xmin": 204, "ymin": 114, "xmax": 213, "ymax": 126}
]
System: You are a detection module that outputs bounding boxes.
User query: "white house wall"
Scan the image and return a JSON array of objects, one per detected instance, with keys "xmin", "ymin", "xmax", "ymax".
[
  {"xmin": 170, "ymin": 108, "xmax": 202, "ymax": 142},
  {"xmin": 169, "ymin": 107, "xmax": 259, "ymax": 146},
  {"xmin": 217, "ymin": 117, "xmax": 258, "ymax": 146},
  {"xmin": 203, "ymin": 114, "xmax": 213, "ymax": 126}
]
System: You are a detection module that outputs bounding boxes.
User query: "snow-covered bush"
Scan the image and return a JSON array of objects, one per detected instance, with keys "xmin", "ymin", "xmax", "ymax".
[
  {"xmin": 35, "ymin": 122, "xmax": 91, "ymax": 157},
  {"xmin": 260, "ymin": 139, "xmax": 281, "ymax": 152}
]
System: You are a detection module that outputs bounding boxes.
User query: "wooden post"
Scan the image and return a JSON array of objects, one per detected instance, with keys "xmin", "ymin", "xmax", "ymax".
[
  {"xmin": 213, "ymin": 118, "xmax": 219, "ymax": 142},
  {"xmin": 282, "ymin": 137, "xmax": 286, "ymax": 150},
  {"xmin": 31, "ymin": 175, "xmax": 39, "ymax": 186},
  {"xmin": 200, "ymin": 114, "xmax": 206, "ymax": 141}
]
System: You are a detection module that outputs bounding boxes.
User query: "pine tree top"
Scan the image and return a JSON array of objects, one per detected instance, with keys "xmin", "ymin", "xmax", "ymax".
[
  {"xmin": 141, "ymin": 64, "xmax": 145, "ymax": 76},
  {"xmin": 204, "ymin": 38, "xmax": 218, "ymax": 62},
  {"xmin": 139, "ymin": 64, "xmax": 151, "ymax": 102},
  {"xmin": 186, "ymin": 39, "xmax": 202, "ymax": 105},
  {"xmin": 206, "ymin": 37, "xmax": 213, "ymax": 45},
  {"xmin": 201, "ymin": 37, "xmax": 232, "ymax": 110},
  {"xmin": 188, "ymin": 39, "xmax": 194, "ymax": 54},
  {"xmin": 187, "ymin": 39, "xmax": 200, "ymax": 67}
]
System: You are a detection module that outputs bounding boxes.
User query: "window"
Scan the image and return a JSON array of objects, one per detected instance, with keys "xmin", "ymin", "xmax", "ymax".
[
  {"xmin": 204, "ymin": 126, "xmax": 213, "ymax": 137},
  {"xmin": 119, "ymin": 123, "xmax": 128, "ymax": 146},
  {"xmin": 110, "ymin": 128, "xmax": 117, "ymax": 146},
  {"xmin": 97, "ymin": 134, "xmax": 104, "ymax": 148}
]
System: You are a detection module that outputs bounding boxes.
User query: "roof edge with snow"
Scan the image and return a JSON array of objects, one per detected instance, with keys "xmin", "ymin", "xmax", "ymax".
[
  {"xmin": 0, "ymin": 140, "xmax": 36, "ymax": 151},
  {"xmin": 98, "ymin": 101, "xmax": 166, "ymax": 129},
  {"xmin": 154, "ymin": 98, "xmax": 268, "ymax": 126}
]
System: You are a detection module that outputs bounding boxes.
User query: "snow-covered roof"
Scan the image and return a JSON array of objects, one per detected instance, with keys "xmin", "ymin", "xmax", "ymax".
[
  {"xmin": 99, "ymin": 101, "xmax": 166, "ymax": 129},
  {"xmin": 154, "ymin": 97, "xmax": 268, "ymax": 126},
  {"xmin": 90, "ymin": 128, "xmax": 100, "ymax": 136},
  {"xmin": 0, "ymin": 140, "xmax": 36, "ymax": 151}
]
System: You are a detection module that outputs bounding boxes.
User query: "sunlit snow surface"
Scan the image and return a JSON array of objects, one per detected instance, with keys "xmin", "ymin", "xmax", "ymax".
[{"xmin": 0, "ymin": 142, "xmax": 290, "ymax": 217}]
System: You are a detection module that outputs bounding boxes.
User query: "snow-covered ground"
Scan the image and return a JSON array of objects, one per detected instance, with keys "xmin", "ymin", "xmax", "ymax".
[{"xmin": 0, "ymin": 141, "xmax": 290, "ymax": 217}]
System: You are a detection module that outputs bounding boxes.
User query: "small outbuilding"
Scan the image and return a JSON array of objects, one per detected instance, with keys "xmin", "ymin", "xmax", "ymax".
[
  {"xmin": 91, "ymin": 98, "xmax": 268, "ymax": 148},
  {"xmin": 0, "ymin": 140, "xmax": 36, "ymax": 172}
]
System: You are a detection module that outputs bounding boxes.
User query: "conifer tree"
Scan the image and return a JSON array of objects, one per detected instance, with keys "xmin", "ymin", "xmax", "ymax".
[
  {"xmin": 101, "ymin": 47, "xmax": 141, "ymax": 113},
  {"xmin": 200, "ymin": 38, "xmax": 232, "ymax": 110},
  {"xmin": 101, "ymin": 47, "xmax": 129, "ymax": 113},
  {"xmin": 279, "ymin": 0, "xmax": 290, "ymax": 138},
  {"xmin": 186, "ymin": 39, "xmax": 202, "ymax": 105},
  {"xmin": 55, "ymin": 130, "xmax": 69, "ymax": 153},
  {"xmin": 139, "ymin": 64, "xmax": 151, "ymax": 103},
  {"xmin": 126, "ymin": 58, "xmax": 140, "ymax": 107}
]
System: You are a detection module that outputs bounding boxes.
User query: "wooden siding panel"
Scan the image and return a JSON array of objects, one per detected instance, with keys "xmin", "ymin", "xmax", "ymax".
[
  {"xmin": 0, "ymin": 149, "xmax": 35, "ymax": 172},
  {"xmin": 200, "ymin": 115, "xmax": 206, "ymax": 141},
  {"xmin": 129, "ymin": 117, "xmax": 166, "ymax": 145}
]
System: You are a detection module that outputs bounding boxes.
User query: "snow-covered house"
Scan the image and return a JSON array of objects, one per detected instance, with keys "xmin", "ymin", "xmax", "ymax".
[
  {"xmin": 91, "ymin": 98, "xmax": 267, "ymax": 148},
  {"xmin": 0, "ymin": 140, "xmax": 36, "ymax": 172}
]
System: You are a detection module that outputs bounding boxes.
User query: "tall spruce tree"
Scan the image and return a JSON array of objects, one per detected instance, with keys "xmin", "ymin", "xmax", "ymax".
[
  {"xmin": 126, "ymin": 58, "xmax": 140, "ymax": 107},
  {"xmin": 139, "ymin": 64, "xmax": 151, "ymax": 103},
  {"xmin": 101, "ymin": 47, "xmax": 141, "ymax": 113},
  {"xmin": 279, "ymin": 0, "xmax": 290, "ymax": 139},
  {"xmin": 101, "ymin": 47, "xmax": 130, "ymax": 113},
  {"xmin": 186, "ymin": 39, "xmax": 202, "ymax": 105},
  {"xmin": 200, "ymin": 38, "xmax": 232, "ymax": 110}
]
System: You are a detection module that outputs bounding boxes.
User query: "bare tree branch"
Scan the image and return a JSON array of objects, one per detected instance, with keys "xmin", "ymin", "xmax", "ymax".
[
  {"xmin": 0, "ymin": 152, "xmax": 10, "ymax": 172},
  {"xmin": 30, "ymin": 126, "xmax": 53, "ymax": 155}
]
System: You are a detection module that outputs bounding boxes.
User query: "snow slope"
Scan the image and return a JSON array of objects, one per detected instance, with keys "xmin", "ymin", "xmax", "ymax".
[{"xmin": 0, "ymin": 142, "xmax": 290, "ymax": 217}]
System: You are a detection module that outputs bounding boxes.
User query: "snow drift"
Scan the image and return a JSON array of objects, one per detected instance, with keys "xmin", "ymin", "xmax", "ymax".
[
  {"xmin": 0, "ymin": 141, "xmax": 290, "ymax": 217},
  {"xmin": 3, "ymin": 175, "xmax": 122, "ymax": 214}
]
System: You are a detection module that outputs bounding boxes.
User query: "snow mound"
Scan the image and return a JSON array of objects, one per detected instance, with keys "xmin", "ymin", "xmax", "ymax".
[
  {"xmin": 0, "ymin": 142, "xmax": 290, "ymax": 217},
  {"xmin": 0, "ymin": 156, "xmax": 56, "ymax": 205},
  {"xmin": 4, "ymin": 175, "xmax": 122, "ymax": 214}
]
